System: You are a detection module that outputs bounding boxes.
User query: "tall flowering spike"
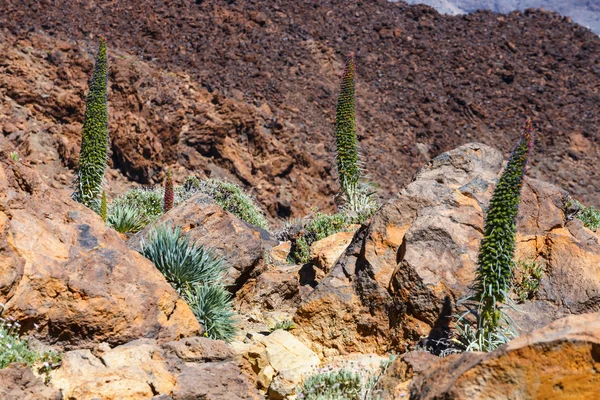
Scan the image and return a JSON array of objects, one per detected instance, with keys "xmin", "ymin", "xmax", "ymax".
[
  {"xmin": 473, "ymin": 118, "xmax": 534, "ymax": 338},
  {"xmin": 100, "ymin": 190, "xmax": 108, "ymax": 223},
  {"xmin": 163, "ymin": 169, "xmax": 174, "ymax": 213},
  {"xmin": 335, "ymin": 53, "xmax": 360, "ymax": 192},
  {"xmin": 73, "ymin": 37, "xmax": 109, "ymax": 212}
]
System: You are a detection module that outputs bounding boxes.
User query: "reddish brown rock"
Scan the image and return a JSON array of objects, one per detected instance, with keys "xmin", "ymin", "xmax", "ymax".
[
  {"xmin": 0, "ymin": 364, "xmax": 61, "ymax": 400},
  {"xmin": 162, "ymin": 336, "xmax": 235, "ymax": 363},
  {"xmin": 410, "ymin": 312, "xmax": 600, "ymax": 400},
  {"xmin": 374, "ymin": 351, "xmax": 440, "ymax": 399},
  {"xmin": 0, "ymin": 143, "xmax": 200, "ymax": 348},
  {"xmin": 245, "ymin": 329, "xmax": 320, "ymax": 399},
  {"xmin": 173, "ymin": 361, "xmax": 263, "ymax": 400},
  {"xmin": 50, "ymin": 337, "xmax": 261, "ymax": 400},
  {"xmin": 127, "ymin": 193, "xmax": 277, "ymax": 291},
  {"xmin": 310, "ymin": 230, "xmax": 356, "ymax": 277},
  {"xmin": 269, "ymin": 241, "xmax": 291, "ymax": 264},
  {"xmin": 236, "ymin": 264, "xmax": 303, "ymax": 316}
]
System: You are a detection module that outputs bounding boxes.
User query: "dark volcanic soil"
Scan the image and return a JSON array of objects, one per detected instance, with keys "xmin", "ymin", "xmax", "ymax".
[{"xmin": 1, "ymin": 0, "xmax": 599, "ymax": 219}]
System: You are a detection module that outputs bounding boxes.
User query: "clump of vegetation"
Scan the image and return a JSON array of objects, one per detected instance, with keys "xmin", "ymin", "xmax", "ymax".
[
  {"xmin": 110, "ymin": 188, "xmax": 163, "ymax": 224},
  {"xmin": 456, "ymin": 119, "xmax": 534, "ymax": 352},
  {"xmin": 270, "ymin": 319, "xmax": 296, "ymax": 332},
  {"xmin": 140, "ymin": 225, "xmax": 236, "ymax": 341},
  {"xmin": 184, "ymin": 177, "xmax": 270, "ymax": 230},
  {"xmin": 577, "ymin": 204, "xmax": 600, "ymax": 231},
  {"xmin": 333, "ymin": 53, "xmax": 379, "ymax": 219},
  {"xmin": 105, "ymin": 176, "xmax": 268, "ymax": 234},
  {"xmin": 9, "ymin": 151, "xmax": 19, "ymax": 162},
  {"xmin": 287, "ymin": 212, "xmax": 351, "ymax": 264},
  {"xmin": 73, "ymin": 38, "xmax": 109, "ymax": 212},
  {"xmin": 184, "ymin": 283, "xmax": 237, "ymax": 342},
  {"xmin": 107, "ymin": 203, "xmax": 149, "ymax": 234},
  {"xmin": 298, "ymin": 355, "xmax": 397, "ymax": 400},
  {"xmin": 0, "ymin": 316, "xmax": 61, "ymax": 375},
  {"xmin": 299, "ymin": 368, "xmax": 363, "ymax": 400},
  {"xmin": 163, "ymin": 170, "xmax": 174, "ymax": 213},
  {"xmin": 140, "ymin": 225, "xmax": 224, "ymax": 293},
  {"xmin": 512, "ymin": 260, "xmax": 544, "ymax": 303},
  {"xmin": 565, "ymin": 198, "xmax": 600, "ymax": 231}
]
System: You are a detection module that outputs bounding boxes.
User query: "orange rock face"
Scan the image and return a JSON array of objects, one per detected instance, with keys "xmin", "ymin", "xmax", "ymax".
[
  {"xmin": 411, "ymin": 312, "xmax": 600, "ymax": 400},
  {"xmin": 0, "ymin": 143, "xmax": 200, "ymax": 348},
  {"xmin": 309, "ymin": 229, "xmax": 356, "ymax": 276}
]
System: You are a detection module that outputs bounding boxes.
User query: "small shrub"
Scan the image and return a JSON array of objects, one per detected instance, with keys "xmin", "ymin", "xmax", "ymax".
[
  {"xmin": 9, "ymin": 151, "xmax": 19, "ymax": 162},
  {"xmin": 73, "ymin": 38, "xmax": 109, "ymax": 212},
  {"xmin": 183, "ymin": 175, "xmax": 202, "ymax": 192},
  {"xmin": 0, "ymin": 316, "xmax": 60, "ymax": 373},
  {"xmin": 107, "ymin": 203, "xmax": 149, "ymax": 234},
  {"xmin": 298, "ymin": 355, "xmax": 396, "ymax": 400},
  {"xmin": 110, "ymin": 188, "xmax": 163, "ymax": 223},
  {"xmin": 288, "ymin": 212, "xmax": 350, "ymax": 264},
  {"xmin": 289, "ymin": 236, "xmax": 312, "ymax": 264},
  {"xmin": 512, "ymin": 260, "xmax": 544, "ymax": 303},
  {"xmin": 299, "ymin": 368, "xmax": 363, "ymax": 400},
  {"xmin": 270, "ymin": 319, "xmax": 296, "ymax": 332},
  {"xmin": 183, "ymin": 178, "xmax": 269, "ymax": 230},
  {"xmin": 184, "ymin": 283, "xmax": 237, "ymax": 342},
  {"xmin": 140, "ymin": 225, "xmax": 225, "ymax": 293},
  {"xmin": 567, "ymin": 198, "xmax": 600, "ymax": 231}
]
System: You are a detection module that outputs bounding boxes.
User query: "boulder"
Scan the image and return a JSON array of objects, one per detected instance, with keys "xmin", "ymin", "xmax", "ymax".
[
  {"xmin": 410, "ymin": 312, "xmax": 600, "ymax": 399},
  {"xmin": 50, "ymin": 337, "xmax": 261, "ymax": 400},
  {"xmin": 236, "ymin": 264, "xmax": 304, "ymax": 316},
  {"xmin": 294, "ymin": 143, "xmax": 600, "ymax": 356},
  {"xmin": 309, "ymin": 230, "xmax": 356, "ymax": 277},
  {"xmin": 0, "ymin": 364, "xmax": 61, "ymax": 400},
  {"xmin": 373, "ymin": 351, "xmax": 439, "ymax": 399},
  {"xmin": 0, "ymin": 147, "xmax": 200, "ymax": 348},
  {"xmin": 269, "ymin": 241, "xmax": 292, "ymax": 264},
  {"xmin": 245, "ymin": 330, "xmax": 320, "ymax": 399},
  {"xmin": 128, "ymin": 193, "xmax": 277, "ymax": 291}
]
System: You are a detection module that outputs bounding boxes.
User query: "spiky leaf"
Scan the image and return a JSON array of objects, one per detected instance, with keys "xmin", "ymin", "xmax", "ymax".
[
  {"xmin": 107, "ymin": 203, "xmax": 149, "ymax": 234},
  {"xmin": 184, "ymin": 283, "xmax": 237, "ymax": 342},
  {"xmin": 140, "ymin": 225, "xmax": 225, "ymax": 293}
]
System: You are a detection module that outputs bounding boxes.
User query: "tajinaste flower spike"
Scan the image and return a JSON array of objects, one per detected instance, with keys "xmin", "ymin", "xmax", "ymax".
[
  {"xmin": 335, "ymin": 53, "xmax": 360, "ymax": 192},
  {"xmin": 471, "ymin": 117, "xmax": 535, "ymax": 345},
  {"xmin": 73, "ymin": 37, "xmax": 109, "ymax": 213},
  {"xmin": 163, "ymin": 169, "xmax": 174, "ymax": 213}
]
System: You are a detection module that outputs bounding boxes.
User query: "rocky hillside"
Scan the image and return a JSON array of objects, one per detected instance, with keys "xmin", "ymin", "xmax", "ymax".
[
  {"xmin": 402, "ymin": 0, "xmax": 600, "ymax": 34},
  {"xmin": 1, "ymin": 0, "xmax": 600, "ymax": 220},
  {"xmin": 1, "ymin": 135, "xmax": 599, "ymax": 399}
]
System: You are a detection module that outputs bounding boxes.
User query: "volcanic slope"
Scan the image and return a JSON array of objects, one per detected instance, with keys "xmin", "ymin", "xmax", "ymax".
[{"xmin": 1, "ymin": 0, "xmax": 599, "ymax": 218}]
